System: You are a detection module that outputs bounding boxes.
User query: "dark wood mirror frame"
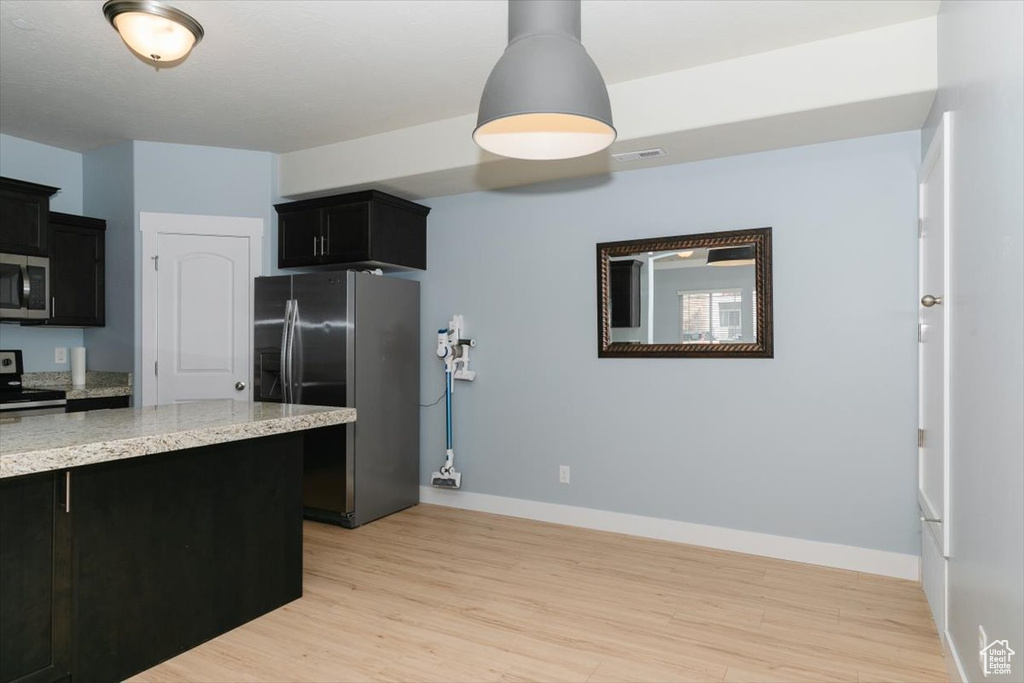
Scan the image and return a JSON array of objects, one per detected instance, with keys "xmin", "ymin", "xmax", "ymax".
[{"xmin": 597, "ymin": 227, "xmax": 773, "ymax": 358}]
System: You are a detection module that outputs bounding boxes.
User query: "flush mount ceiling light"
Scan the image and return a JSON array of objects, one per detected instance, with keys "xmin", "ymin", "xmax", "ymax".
[
  {"xmin": 474, "ymin": 0, "xmax": 615, "ymax": 161},
  {"xmin": 102, "ymin": 0, "xmax": 203, "ymax": 64},
  {"xmin": 707, "ymin": 245, "xmax": 756, "ymax": 267}
]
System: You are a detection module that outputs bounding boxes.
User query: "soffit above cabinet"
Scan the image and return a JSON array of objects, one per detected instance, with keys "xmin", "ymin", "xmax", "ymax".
[{"xmin": 278, "ymin": 17, "xmax": 937, "ymax": 200}]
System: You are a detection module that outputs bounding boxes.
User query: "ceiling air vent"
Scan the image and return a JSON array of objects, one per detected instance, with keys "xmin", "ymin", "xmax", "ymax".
[{"xmin": 612, "ymin": 148, "xmax": 667, "ymax": 162}]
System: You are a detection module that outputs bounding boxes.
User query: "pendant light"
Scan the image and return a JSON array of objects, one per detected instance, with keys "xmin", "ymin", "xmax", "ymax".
[
  {"xmin": 706, "ymin": 246, "xmax": 756, "ymax": 267},
  {"xmin": 102, "ymin": 0, "xmax": 204, "ymax": 63},
  {"xmin": 474, "ymin": 0, "xmax": 615, "ymax": 160}
]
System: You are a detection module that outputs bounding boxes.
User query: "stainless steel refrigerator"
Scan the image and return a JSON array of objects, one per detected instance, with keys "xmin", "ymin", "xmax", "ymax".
[{"xmin": 254, "ymin": 271, "xmax": 419, "ymax": 527}]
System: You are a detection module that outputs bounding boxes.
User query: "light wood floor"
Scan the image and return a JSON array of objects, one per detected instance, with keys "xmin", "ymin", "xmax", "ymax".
[{"xmin": 131, "ymin": 504, "xmax": 947, "ymax": 682}]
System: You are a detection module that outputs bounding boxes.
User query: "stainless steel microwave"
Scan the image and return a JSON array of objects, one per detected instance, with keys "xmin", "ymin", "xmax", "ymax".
[{"xmin": 0, "ymin": 253, "xmax": 50, "ymax": 320}]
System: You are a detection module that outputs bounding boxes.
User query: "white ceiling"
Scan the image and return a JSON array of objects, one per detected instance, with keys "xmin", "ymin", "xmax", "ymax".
[{"xmin": 0, "ymin": 0, "xmax": 939, "ymax": 154}]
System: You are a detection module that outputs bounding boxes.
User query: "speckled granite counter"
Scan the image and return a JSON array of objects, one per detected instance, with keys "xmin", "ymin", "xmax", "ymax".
[
  {"xmin": 22, "ymin": 371, "xmax": 133, "ymax": 400},
  {"xmin": 0, "ymin": 400, "xmax": 355, "ymax": 478}
]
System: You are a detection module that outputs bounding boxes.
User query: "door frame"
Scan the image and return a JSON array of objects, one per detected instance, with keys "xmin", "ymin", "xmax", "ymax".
[
  {"xmin": 918, "ymin": 112, "xmax": 953, "ymax": 641},
  {"xmin": 140, "ymin": 212, "xmax": 264, "ymax": 407},
  {"xmin": 918, "ymin": 112, "xmax": 953, "ymax": 556}
]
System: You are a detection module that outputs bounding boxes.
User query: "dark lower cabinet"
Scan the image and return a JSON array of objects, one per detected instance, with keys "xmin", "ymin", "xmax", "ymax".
[
  {"xmin": 0, "ymin": 433, "xmax": 304, "ymax": 683},
  {"xmin": 0, "ymin": 473, "xmax": 70, "ymax": 683},
  {"xmin": 65, "ymin": 396, "xmax": 130, "ymax": 413},
  {"xmin": 46, "ymin": 213, "xmax": 105, "ymax": 327}
]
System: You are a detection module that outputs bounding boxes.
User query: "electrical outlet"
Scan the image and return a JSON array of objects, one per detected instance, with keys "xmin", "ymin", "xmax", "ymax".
[
  {"xmin": 559, "ymin": 465, "xmax": 570, "ymax": 484},
  {"xmin": 54, "ymin": 347, "xmax": 67, "ymax": 364}
]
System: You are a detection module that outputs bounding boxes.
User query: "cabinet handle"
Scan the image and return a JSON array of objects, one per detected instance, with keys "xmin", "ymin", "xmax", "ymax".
[
  {"xmin": 63, "ymin": 471, "xmax": 71, "ymax": 513},
  {"xmin": 52, "ymin": 296, "xmax": 56, "ymax": 317},
  {"xmin": 321, "ymin": 234, "xmax": 327, "ymax": 255},
  {"xmin": 313, "ymin": 235, "xmax": 319, "ymax": 257}
]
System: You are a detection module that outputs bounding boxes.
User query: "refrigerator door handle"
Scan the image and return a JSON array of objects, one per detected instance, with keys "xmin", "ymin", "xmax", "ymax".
[
  {"xmin": 280, "ymin": 299, "xmax": 293, "ymax": 403},
  {"xmin": 286, "ymin": 299, "xmax": 300, "ymax": 403}
]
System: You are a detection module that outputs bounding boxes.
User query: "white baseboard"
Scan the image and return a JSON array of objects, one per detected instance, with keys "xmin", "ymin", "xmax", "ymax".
[
  {"xmin": 944, "ymin": 628, "xmax": 968, "ymax": 683},
  {"xmin": 419, "ymin": 487, "xmax": 920, "ymax": 580}
]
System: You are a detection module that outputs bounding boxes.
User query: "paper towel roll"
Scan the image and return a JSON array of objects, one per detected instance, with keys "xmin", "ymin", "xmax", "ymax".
[{"xmin": 71, "ymin": 347, "xmax": 86, "ymax": 387}]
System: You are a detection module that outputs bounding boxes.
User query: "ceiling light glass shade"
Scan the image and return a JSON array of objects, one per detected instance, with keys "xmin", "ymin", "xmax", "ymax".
[
  {"xmin": 474, "ymin": 1, "xmax": 615, "ymax": 160},
  {"xmin": 103, "ymin": 1, "xmax": 203, "ymax": 63},
  {"xmin": 706, "ymin": 245, "xmax": 756, "ymax": 267}
]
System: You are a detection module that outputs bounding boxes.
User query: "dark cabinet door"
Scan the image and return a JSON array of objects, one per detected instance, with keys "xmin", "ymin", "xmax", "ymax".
[
  {"xmin": 0, "ymin": 177, "xmax": 59, "ymax": 256},
  {"xmin": 322, "ymin": 202, "xmax": 370, "ymax": 263},
  {"xmin": 0, "ymin": 473, "xmax": 71, "ymax": 683},
  {"xmin": 48, "ymin": 213, "xmax": 105, "ymax": 327},
  {"xmin": 70, "ymin": 435, "xmax": 303, "ymax": 683},
  {"xmin": 365, "ymin": 200, "xmax": 427, "ymax": 270},
  {"xmin": 278, "ymin": 208, "xmax": 321, "ymax": 268}
]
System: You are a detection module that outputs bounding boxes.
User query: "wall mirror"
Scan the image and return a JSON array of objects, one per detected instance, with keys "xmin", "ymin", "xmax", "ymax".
[{"xmin": 597, "ymin": 227, "xmax": 773, "ymax": 358}]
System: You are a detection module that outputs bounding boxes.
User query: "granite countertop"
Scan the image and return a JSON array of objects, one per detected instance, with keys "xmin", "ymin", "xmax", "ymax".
[
  {"xmin": 22, "ymin": 371, "xmax": 133, "ymax": 400},
  {"xmin": 0, "ymin": 400, "xmax": 356, "ymax": 479}
]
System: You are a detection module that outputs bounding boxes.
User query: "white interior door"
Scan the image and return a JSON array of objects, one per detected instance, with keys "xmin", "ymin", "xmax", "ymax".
[
  {"xmin": 918, "ymin": 112, "xmax": 952, "ymax": 635},
  {"xmin": 156, "ymin": 233, "xmax": 251, "ymax": 404},
  {"xmin": 140, "ymin": 212, "xmax": 263, "ymax": 407}
]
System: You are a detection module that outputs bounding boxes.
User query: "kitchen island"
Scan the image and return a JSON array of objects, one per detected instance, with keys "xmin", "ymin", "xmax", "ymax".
[{"xmin": 0, "ymin": 400, "xmax": 356, "ymax": 683}]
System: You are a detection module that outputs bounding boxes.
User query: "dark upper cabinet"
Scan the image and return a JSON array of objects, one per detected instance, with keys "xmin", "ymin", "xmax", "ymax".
[
  {"xmin": 47, "ymin": 212, "xmax": 105, "ymax": 327},
  {"xmin": 0, "ymin": 176, "xmax": 60, "ymax": 256},
  {"xmin": 276, "ymin": 190, "xmax": 429, "ymax": 271},
  {"xmin": 610, "ymin": 259, "xmax": 643, "ymax": 328}
]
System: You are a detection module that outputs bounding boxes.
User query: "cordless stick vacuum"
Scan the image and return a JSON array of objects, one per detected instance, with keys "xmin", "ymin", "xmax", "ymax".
[{"xmin": 431, "ymin": 315, "xmax": 475, "ymax": 489}]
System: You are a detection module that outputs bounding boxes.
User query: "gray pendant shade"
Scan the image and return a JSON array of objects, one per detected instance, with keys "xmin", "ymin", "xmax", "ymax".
[{"xmin": 474, "ymin": 0, "xmax": 616, "ymax": 160}]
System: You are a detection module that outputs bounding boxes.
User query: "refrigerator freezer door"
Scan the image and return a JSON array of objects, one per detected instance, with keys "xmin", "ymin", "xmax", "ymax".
[
  {"xmin": 350, "ymin": 271, "xmax": 420, "ymax": 526},
  {"xmin": 254, "ymin": 276, "xmax": 292, "ymax": 403}
]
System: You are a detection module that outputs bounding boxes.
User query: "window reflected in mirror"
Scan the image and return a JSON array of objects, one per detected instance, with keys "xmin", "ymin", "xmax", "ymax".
[{"xmin": 598, "ymin": 228, "xmax": 772, "ymax": 358}]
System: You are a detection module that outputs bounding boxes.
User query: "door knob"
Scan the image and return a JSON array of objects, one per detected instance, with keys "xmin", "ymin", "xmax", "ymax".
[
  {"xmin": 921, "ymin": 295, "xmax": 943, "ymax": 307},
  {"xmin": 235, "ymin": 381, "xmax": 246, "ymax": 391}
]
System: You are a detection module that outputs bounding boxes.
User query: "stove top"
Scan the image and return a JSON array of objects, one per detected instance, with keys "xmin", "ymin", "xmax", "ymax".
[{"xmin": 0, "ymin": 349, "xmax": 68, "ymax": 409}]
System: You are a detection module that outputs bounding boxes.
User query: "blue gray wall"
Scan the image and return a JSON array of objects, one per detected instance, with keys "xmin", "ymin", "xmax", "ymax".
[
  {"xmin": 73, "ymin": 141, "xmax": 274, "ymax": 396},
  {"xmin": 0, "ymin": 135, "xmax": 278, "ymax": 386},
  {"xmin": 0, "ymin": 134, "xmax": 83, "ymax": 212},
  {"xmin": 2, "ymin": 128, "xmax": 928, "ymax": 559},
  {"xmin": 132, "ymin": 141, "xmax": 276, "ymax": 251},
  {"xmin": 922, "ymin": 1, "xmax": 1024, "ymax": 678},
  {"xmin": 83, "ymin": 142, "xmax": 134, "ymax": 374},
  {"xmin": 129, "ymin": 141, "xmax": 276, "ymax": 396},
  {"xmin": 0, "ymin": 134, "xmax": 85, "ymax": 370},
  {"xmin": 418, "ymin": 131, "xmax": 922, "ymax": 555}
]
